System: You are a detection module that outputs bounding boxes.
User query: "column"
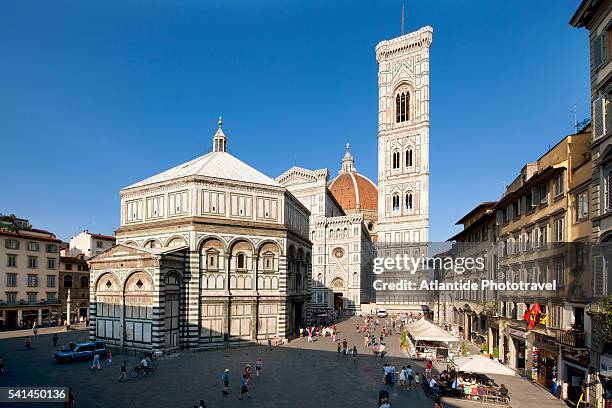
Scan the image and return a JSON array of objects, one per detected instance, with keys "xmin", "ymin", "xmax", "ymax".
[
  {"xmin": 37, "ymin": 309, "xmax": 42, "ymax": 325},
  {"xmin": 17, "ymin": 309, "xmax": 23, "ymax": 326},
  {"xmin": 186, "ymin": 250, "xmax": 201, "ymax": 349}
]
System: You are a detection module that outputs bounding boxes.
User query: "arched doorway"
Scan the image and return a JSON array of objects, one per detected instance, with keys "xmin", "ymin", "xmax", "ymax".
[{"xmin": 331, "ymin": 277, "xmax": 345, "ymax": 311}]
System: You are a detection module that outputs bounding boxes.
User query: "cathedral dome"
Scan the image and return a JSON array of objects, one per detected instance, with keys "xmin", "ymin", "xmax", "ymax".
[{"xmin": 328, "ymin": 144, "xmax": 378, "ymax": 212}]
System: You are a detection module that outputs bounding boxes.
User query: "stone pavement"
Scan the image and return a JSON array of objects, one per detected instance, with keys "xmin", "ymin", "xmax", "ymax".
[
  {"xmin": 0, "ymin": 316, "xmax": 565, "ymax": 408},
  {"xmin": 0, "ymin": 323, "xmax": 87, "ymax": 340}
]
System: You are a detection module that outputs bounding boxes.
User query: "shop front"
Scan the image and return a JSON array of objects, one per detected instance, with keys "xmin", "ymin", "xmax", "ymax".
[
  {"xmin": 532, "ymin": 333, "xmax": 559, "ymax": 392},
  {"xmin": 508, "ymin": 327, "xmax": 527, "ymax": 375}
]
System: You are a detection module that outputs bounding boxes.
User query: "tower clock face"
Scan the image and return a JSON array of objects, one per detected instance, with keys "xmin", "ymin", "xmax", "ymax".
[{"xmin": 333, "ymin": 248, "xmax": 344, "ymax": 259}]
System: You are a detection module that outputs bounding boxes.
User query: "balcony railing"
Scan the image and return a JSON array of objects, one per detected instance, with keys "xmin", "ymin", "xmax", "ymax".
[{"xmin": 555, "ymin": 329, "xmax": 585, "ymax": 348}]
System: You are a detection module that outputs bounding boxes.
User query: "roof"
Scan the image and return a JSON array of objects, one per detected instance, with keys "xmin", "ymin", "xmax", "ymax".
[
  {"xmin": 329, "ymin": 172, "xmax": 378, "ymax": 212},
  {"xmin": 88, "ymin": 243, "xmax": 189, "ymax": 262},
  {"xmin": 455, "ymin": 202, "xmax": 497, "ymax": 226},
  {"xmin": 0, "ymin": 229, "xmax": 60, "ymax": 243},
  {"xmin": 89, "ymin": 233, "xmax": 116, "ymax": 241},
  {"xmin": 124, "ymin": 151, "xmax": 282, "ymax": 190},
  {"xmin": 570, "ymin": 0, "xmax": 602, "ymax": 27}
]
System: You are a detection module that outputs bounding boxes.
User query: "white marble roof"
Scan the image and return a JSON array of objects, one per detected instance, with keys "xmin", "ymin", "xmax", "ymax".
[{"xmin": 124, "ymin": 151, "xmax": 282, "ymax": 190}]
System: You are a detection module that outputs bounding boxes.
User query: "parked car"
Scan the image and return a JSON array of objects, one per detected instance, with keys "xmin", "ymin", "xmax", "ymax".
[
  {"xmin": 377, "ymin": 308, "xmax": 388, "ymax": 318},
  {"xmin": 54, "ymin": 341, "xmax": 108, "ymax": 363}
]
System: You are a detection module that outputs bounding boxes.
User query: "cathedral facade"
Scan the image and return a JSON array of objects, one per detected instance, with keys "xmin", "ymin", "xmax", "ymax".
[
  {"xmin": 277, "ymin": 145, "xmax": 376, "ymax": 314},
  {"xmin": 88, "ymin": 120, "xmax": 311, "ymax": 353}
]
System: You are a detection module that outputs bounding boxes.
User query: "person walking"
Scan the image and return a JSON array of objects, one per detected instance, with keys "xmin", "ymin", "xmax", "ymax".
[
  {"xmin": 337, "ymin": 342, "xmax": 341, "ymax": 358},
  {"xmin": 32, "ymin": 322, "xmax": 38, "ymax": 338},
  {"xmin": 239, "ymin": 374, "xmax": 251, "ymax": 400},
  {"xmin": 364, "ymin": 334, "xmax": 369, "ymax": 348},
  {"xmin": 266, "ymin": 338, "xmax": 272, "ymax": 351},
  {"xmin": 52, "ymin": 333, "xmax": 59, "ymax": 347},
  {"xmin": 107, "ymin": 350, "xmax": 113, "ymax": 366},
  {"xmin": 342, "ymin": 339, "xmax": 348, "ymax": 356},
  {"xmin": 118, "ymin": 361, "xmax": 128, "ymax": 382},
  {"xmin": 379, "ymin": 343, "xmax": 386, "ymax": 358},
  {"xmin": 90, "ymin": 354, "xmax": 101, "ymax": 370},
  {"xmin": 255, "ymin": 357, "xmax": 263, "ymax": 377},
  {"xmin": 245, "ymin": 364, "xmax": 251, "ymax": 385},
  {"xmin": 406, "ymin": 365, "xmax": 414, "ymax": 390},
  {"xmin": 222, "ymin": 369, "xmax": 230, "ymax": 395},
  {"xmin": 425, "ymin": 359, "xmax": 433, "ymax": 379},
  {"xmin": 25, "ymin": 337, "xmax": 31, "ymax": 350},
  {"xmin": 399, "ymin": 366, "xmax": 407, "ymax": 390}
]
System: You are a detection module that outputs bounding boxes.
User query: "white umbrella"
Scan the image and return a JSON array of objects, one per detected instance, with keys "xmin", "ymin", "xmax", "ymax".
[{"xmin": 452, "ymin": 356, "xmax": 515, "ymax": 376}]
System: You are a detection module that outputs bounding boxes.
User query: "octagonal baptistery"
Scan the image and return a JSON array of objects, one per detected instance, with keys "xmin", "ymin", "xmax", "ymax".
[
  {"xmin": 88, "ymin": 118, "xmax": 312, "ymax": 353},
  {"xmin": 328, "ymin": 144, "xmax": 378, "ymax": 240}
]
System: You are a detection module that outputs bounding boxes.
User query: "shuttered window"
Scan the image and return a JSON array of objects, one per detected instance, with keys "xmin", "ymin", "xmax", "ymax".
[{"xmin": 593, "ymin": 255, "xmax": 607, "ymax": 297}]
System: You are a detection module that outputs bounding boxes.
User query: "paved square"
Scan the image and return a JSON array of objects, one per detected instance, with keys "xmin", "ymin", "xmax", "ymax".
[{"xmin": 0, "ymin": 317, "xmax": 565, "ymax": 407}]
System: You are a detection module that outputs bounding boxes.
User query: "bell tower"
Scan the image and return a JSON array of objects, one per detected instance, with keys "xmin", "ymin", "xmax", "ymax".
[{"xmin": 376, "ymin": 26, "xmax": 432, "ymax": 246}]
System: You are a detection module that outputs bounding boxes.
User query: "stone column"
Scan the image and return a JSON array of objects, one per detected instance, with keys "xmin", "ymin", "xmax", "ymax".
[{"xmin": 37, "ymin": 309, "xmax": 42, "ymax": 325}]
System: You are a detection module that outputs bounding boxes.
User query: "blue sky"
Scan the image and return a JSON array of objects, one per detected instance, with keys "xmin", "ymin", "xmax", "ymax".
[{"xmin": 0, "ymin": 0, "xmax": 590, "ymax": 242}]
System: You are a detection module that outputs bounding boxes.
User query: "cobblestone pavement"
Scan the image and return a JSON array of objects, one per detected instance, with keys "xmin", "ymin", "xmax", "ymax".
[{"xmin": 0, "ymin": 316, "xmax": 565, "ymax": 408}]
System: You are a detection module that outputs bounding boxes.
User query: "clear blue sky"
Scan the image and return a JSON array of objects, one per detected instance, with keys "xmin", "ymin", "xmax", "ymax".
[{"xmin": 0, "ymin": 0, "xmax": 590, "ymax": 242}]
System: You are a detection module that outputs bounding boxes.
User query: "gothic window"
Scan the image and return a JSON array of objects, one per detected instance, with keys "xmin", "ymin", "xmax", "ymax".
[
  {"xmin": 392, "ymin": 150, "xmax": 400, "ymax": 170},
  {"xmin": 405, "ymin": 193, "xmax": 413, "ymax": 211},
  {"xmin": 396, "ymin": 91, "xmax": 410, "ymax": 123},
  {"xmin": 64, "ymin": 275, "xmax": 72, "ymax": 288},
  {"xmin": 392, "ymin": 194, "xmax": 400, "ymax": 213},
  {"xmin": 406, "ymin": 148, "xmax": 413, "ymax": 167}
]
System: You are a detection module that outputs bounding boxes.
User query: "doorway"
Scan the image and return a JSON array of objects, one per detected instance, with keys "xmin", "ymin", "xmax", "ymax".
[{"xmin": 334, "ymin": 293, "xmax": 343, "ymax": 311}]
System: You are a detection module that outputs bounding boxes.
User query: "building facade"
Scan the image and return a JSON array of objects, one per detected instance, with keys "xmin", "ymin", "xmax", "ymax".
[
  {"xmin": 69, "ymin": 230, "xmax": 116, "ymax": 258},
  {"xmin": 277, "ymin": 145, "xmax": 376, "ymax": 314},
  {"xmin": 88, "ymin": 120, "xmax": 311, "ymax": 353},
  {"xmin": 493, "ymin": 131, "xmax": 593, "ymax": 405},
  {"xmin": 442, "ymin": 202, "xmax": 499, "ymax": 348},
  {"xmin": 0, "ymin": 215, "xmax": 60, "ymax": 329},
  {"xmin": 571, "ymin": 2, "xmax": 612, "ymax": 406},
  {"xmin": 59, "ymin": 252, "xmax": 90, "ymax": 323}
]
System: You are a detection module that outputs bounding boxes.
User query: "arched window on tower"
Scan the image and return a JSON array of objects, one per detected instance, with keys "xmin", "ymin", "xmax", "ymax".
[
  {"xmin": 405, "ymin": 192, "xmax": 413, "ymax": 211},
  {"xmin": 396, "ymin": 91, "xmax": 410, "ymax": 123},
  {"xmin": 392, "ymin": 194, "xmax": 400, "ymax": 213},
  {"xmin": 392, "ymin": 150, "xmax": 400, "ymax": 170},
  {"xmin": 406, "ymin": 148, "xmax": 413, "ymax": 167}
]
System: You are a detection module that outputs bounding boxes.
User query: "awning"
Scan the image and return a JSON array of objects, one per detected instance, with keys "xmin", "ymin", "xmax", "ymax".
[
  {"xmin": 452, "ymin": 356, "xmax": 515, "ymax": 376},
  {"xmin": 406, "ymin": 318, "xmax": 460, "ymax": 343}
]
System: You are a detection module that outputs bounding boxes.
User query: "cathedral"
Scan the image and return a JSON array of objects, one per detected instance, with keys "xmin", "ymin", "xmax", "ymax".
[{"xmin": 88, "ymin": 23, "xmax": 432, "ymax": 353}]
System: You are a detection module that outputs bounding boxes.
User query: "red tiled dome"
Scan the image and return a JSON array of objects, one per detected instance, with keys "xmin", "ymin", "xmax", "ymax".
[{"xmin": 329, "ymin": 172, "xmax": 378, "ymax": 212}]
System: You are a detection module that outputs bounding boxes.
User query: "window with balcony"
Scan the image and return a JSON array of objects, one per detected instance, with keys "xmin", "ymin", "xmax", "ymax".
[
  {"xmin": 6, "ymin": 292, "xmax": 17, "ymax": 304},
  {"xmin": 46, "ymin": 292, "xmax": 57, "ymax": 301}
]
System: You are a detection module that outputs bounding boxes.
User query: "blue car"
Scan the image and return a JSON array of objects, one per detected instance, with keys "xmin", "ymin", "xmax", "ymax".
[{"xmin": 54, "ymin": 341, "xmax": 108, "ymax": 363}]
